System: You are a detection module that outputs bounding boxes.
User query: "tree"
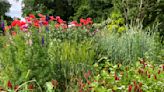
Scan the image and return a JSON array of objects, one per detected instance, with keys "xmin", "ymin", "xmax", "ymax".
[
  {"xmin": 22, "ymin": 0, "xmax": 74, "ymax": 21},
  {"xmin": 0, "ymin": 0, "xmax": 11, "ymax": 35},
  {"xmin": 0, "ymin": 0, "xmax": 11, "ymax": 16},
  {"xmin": 22, "ymin": 0, "xmax": 113, "ymax": 22},
  {"xmin": 112, "ymin": 0, "xmax": 164, "ymax": 41},
  {"xmin": 68, "ymin": 0, "xmax": 113, "ymax": 22}
]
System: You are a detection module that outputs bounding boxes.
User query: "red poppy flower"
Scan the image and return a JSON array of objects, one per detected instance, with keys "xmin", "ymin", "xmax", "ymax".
[
  {"xmin": 50, "ymin": 16, "xmax": 56, "ymax": 21},
  {"xmin": 77, "ymin": 23, "xmax": 82, "ymax": 27},
  {"xmin": 25, "ymin": 17, "xmax": 31, "ymax": 22},
  {"xmin": 40, "ymin": 17, "xmax": 46, "ymax": 21},
  {"xmin": 11, "ymin": 19, "xmax": 20, "ymax": 27},
  {"xmin": 56, "ymin": 16, "xmax": 61, "ymax": 20},
  {"xmin": 80, "ymin": 18, "xmax": 85, "ymax": 24},
  {"xmin": 57, "ymin": 18, "xmax": 64, "ymax": 24},
  {"xmin": 70, "ymin": 21, "xmax": 79, "ymax": 26},
  {"xmin": 86, "ymin": 18, "xmax": 93, "ymax": 24},
  {"xmin": 38, "ymin": 13, "xmax": 45, "ymax": 18},
  {"xmin": 18, "ymin": 21, "xmax": 26, "ymax": 27},
  {"xmin": 7, "ymin": 81, "xmax": 12, "ymax": 89},
  {"xmin": 42, "ymin": 21, "xmax": 49, "ymax": 26},
  {"xmin": 29, "ymin": 14, "xmax": 36, "ymax": 19},
  {"xmin": 33, "ymin": 20, "xmax": 39, "ymax": 27}
]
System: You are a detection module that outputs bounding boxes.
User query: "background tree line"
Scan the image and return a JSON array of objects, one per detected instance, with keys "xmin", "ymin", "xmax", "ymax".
[{"xmin": 0, "ymin": 0, "xmax": 164, "ymax": 40}]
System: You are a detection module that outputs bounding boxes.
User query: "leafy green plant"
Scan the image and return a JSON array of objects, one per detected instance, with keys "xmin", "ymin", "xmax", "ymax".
[
  {"xmin": 89, "ymin": 60, "xmax": 164, "ymax": 92},
  {"xmin": 108, "ymin": 10, "xmax": 126, "ymax": 33}
]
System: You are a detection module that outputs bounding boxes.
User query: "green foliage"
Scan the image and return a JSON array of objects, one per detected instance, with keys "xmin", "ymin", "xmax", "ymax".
[
  {"xmin": 112, "ymin": 0, "xmax": 164, "ymax": 39},
  {"xmin": 108, "ymin": 10, "xmax": 126, "ymax": 33},
  {"xmin": 70, "ymin": 0, "xmax": 113, "ymax": 22},
  {"xmin": 0, "ymin": 0, "xmax": 11, "ymax": 15},
  {"xmin": 89, "ymin": 61, "xmax": 164, "ymax": 92},
  {"xmin": 22, "ymin": 0, "xmax": 74, "ymax": 21},
  {"xmin": 22, "ymin": 0, "xmax": 113, "ymax": 22}
]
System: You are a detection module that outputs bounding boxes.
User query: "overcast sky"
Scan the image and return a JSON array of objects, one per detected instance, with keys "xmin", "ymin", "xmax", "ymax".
[{"xmin": 6, "ymin": 0, "xmax": 23, "ymax": 20}]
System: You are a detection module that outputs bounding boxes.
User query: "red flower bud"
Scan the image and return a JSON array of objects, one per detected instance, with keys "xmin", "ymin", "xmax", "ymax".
[
  {"xmin": 114, "ymin": 73, "xmax": 120, "ymax": 81},
  {"xmin": 139, "ymin": 82, "xmax": 142, "ymax": 87},
  {"xmin": 143, "ymin": 64, "xmax": 146, "ymax": 68},
  {"xmin": 125, "ymin": 67, "xmax": 128, "ymax": 71},
  {"xmin": 148, "ymin": 74, "xmax": 151, "ymax": 78},
  {"xmin": 145, "ymin": 71, "xmax": 149, "ymax": 75},
  {"xmin": 7, "ymin": 81, "xmax": 12, "ymax": 89},
  {"xmin": 133, "ymin": 81, "xmax": 137, "ymax": 86},
  {"xmin": 138, "ymin": 68, "xmax": 144, "ymax": 74},
  {"xmin": 139, "ymin": 58, "xmax": 145, "ymax": 64},
  {"xmin": 128, "ymin": 85, "xmax": 133, "ymax": 92},
  {"xmin": 139, "ymin": 89, "xmax": 143, "ymax": 92},
  {"xmin": 51, "ymin": 80, "xmax": 58, "ymax": 87},
  {"xmin": 151, "ymin": 65, "xmax": 154, "ymax": 70},
  {"xmin": 87, "ymin": 80, "xmax": 91, "ymax": 85},
  {"xmin": 158, "ymin": 70, "xmax": 161, "ymax": 74},
  {"xmin": 14, "ymin": 85, "xmax": 19, "ymax": 91},
  {"xmin": 28, "ymin": 84, "xmax": 33, "ymax": 90},
  {"xmin": 134, "ymin": 85, "xmax": 138, "ymax": 91},
  {"xmin": 154, "ymin": 75, "xmax": 157, "ymax": 80},
  {"xmin": 114, "ymin": 76, "xmax": 120, "ymax": 80}
]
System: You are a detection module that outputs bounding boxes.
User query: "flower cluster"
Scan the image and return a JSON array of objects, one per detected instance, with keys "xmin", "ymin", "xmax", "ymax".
[{"xmin": 4, "ymin": 14, "xmax": 93, "ymax": 34}]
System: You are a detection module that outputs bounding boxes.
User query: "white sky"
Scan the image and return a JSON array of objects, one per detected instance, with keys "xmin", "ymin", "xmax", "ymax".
[{"xmin": 6, "ymin": 0, "xmax": 23, "ymax": 20}]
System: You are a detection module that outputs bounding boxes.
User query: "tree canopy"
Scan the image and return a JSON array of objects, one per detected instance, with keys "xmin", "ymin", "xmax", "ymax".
[
  {"xmin": 0, "ymin": 0, "xmax": 11, "ymax": 16},
  {"xmin": 22, "ymin": 0, "xmax": 113, "ymax": 22}
]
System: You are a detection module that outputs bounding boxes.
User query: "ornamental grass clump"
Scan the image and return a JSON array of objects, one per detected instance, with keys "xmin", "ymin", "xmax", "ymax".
[{"xmin": 95, "ymin": 25, "xmax": 162, "ymax": 65}]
